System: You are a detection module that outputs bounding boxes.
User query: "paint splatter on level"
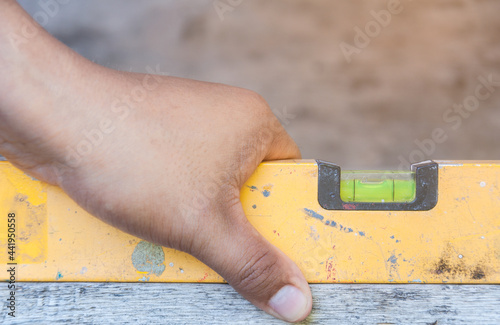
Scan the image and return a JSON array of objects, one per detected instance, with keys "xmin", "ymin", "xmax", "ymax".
[
  {"xmin": 303, "ymin": 208, "xmax": 368, "ymax": 237},
  {"xmin": 303, "ymin": 208, "xmax": 324, "ymax": 221},
  {"xmin": 387, "ymin": 255, "xmax": 398, "ymax": 264},
  {"xmin": 131, "ymin": 241, "xmax": 166, "ymax": 277},
  {"xmin": 247, "ymin": 185, "xmax": 272, "ymax": 197},
  {"xmin": 325, "ymin": 260, "xmax": 337, "ymax": 281},
  {"xmin": 199, "ymin": 272, "xmax": 209, "ymax": 282}
]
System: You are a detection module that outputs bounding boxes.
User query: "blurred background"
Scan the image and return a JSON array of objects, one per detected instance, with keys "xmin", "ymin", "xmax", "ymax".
[{"xmin": 18, "ymin": 0, "xmax": 500, "ymax": 169}]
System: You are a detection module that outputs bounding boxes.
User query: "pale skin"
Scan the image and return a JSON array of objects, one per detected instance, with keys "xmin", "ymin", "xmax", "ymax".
[{"xmin": 0, "ymin": 1, "xmax": 312, "ymax": 323}]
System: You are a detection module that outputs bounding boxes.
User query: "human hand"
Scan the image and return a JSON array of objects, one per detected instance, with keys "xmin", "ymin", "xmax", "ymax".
[{"xmin": 0, "ymin": 2, "xmax": 312, "ymax": 322}]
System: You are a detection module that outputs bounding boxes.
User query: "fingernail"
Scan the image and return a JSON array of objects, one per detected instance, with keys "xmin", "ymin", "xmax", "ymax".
[{"xmin": 269, "ymin": 285, "xmax": 308, "ymax": 322}]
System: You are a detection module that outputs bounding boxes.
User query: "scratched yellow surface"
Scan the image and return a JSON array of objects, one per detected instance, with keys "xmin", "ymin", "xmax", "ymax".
[{"xmin": 0, "ymin": 160, "xmax": 499, "ymax": 283}]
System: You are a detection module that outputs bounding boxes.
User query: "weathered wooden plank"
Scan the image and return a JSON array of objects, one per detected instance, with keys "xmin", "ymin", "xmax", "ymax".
[{"xmin": 1, "ymin": 283, "xmax": 499, "ymax": 324}]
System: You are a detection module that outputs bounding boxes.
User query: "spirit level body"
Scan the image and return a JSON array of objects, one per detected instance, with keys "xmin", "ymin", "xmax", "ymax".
[{"xmin": 0, "ymin": 160, "xmax": 498, "ymax": 283}]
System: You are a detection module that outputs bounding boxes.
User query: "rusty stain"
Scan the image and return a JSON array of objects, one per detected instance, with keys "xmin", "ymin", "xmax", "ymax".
[
  {"xmin": 432, "ymin": 244, "xmax": 487, "ymax": 280},
  {"xmin": 435, "ymin": 257, "xmax": 455, "ymax": 275},
  {"xmin": 471, "ymin": 266, "xmax": 485, "ymax": 279}
]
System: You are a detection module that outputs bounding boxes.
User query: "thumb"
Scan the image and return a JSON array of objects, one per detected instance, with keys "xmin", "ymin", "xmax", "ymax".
[{"xmin": 198, "ymin": 203, "xmax": 312, "ymax": 323}]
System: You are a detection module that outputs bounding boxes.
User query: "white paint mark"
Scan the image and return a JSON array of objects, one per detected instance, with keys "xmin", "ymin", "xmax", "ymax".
[
  {"xmin": 480, "ymin": 181, "xmax": 486, "ymax": 187},
  {"xmin": 458, "ymin": 255, "xmax": 463, "ymax": 259},
  {"xmin": 169, "ymin": 262, "xmax": 174, "ymax": 267},
  {"xmin": 481, "ymin": 236, "xmax": 485, "ymax": 239}
]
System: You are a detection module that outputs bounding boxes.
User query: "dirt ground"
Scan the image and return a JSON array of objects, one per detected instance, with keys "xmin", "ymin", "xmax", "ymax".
[{"xmin": 19, "ymin": 0, "xmax": 500, "ymax": 169}]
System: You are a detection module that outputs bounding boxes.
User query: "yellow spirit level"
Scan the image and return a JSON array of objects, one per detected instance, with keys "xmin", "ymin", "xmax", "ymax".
[{"xmin": 1, "ymin": 160, "xmax": 499, "ymax": 283}]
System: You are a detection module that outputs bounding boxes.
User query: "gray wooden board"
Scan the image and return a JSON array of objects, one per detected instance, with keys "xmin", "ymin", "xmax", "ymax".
[{"xmin": 1, "ymin": 283, "xmax": 499, "ymax": 324}]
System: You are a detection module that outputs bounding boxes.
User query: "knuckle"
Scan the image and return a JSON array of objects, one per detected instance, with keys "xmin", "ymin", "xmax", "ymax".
[
  {"xmin": 236, "ymin": 88, "xmax": 272, "ymax": 115},
  {"xmin": 239, "ymin": 88, "xmax": 267, "ymax": 105}
]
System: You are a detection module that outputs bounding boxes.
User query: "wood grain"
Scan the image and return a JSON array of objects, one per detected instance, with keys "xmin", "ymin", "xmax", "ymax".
[{"xmin": 1, "ymin": 283, "xmax": 499, "ymax": 324}]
